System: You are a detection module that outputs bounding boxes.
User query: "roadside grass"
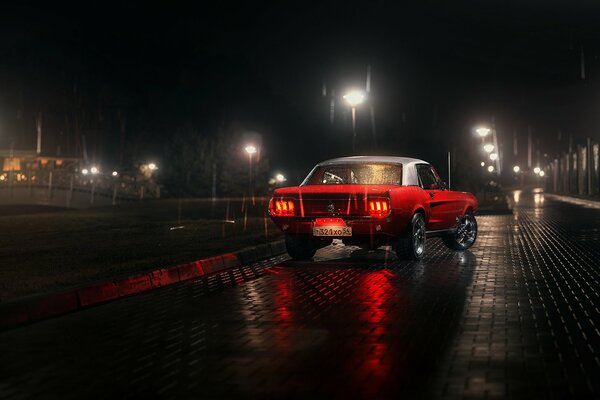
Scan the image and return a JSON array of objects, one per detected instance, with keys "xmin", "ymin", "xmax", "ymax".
[{"xmin": 0, "ymin": 198, "xmax": 282, "ymax": 302}]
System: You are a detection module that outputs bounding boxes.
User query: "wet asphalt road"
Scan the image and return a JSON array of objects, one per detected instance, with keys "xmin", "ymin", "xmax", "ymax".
[{"xmin": 1, "ymin": 189, "xmax": 600, "ymax": 399}]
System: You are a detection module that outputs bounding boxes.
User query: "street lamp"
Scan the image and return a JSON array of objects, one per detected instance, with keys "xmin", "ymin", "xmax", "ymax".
[
  {"xmin": 533, "ymin": 167, "xmax": 541, "ymax": 174},
  {"xmin": 480, "ymin": 161, "xmax": 485, "ymax": 167},
  {"xmin": 343, "ymin": 90, "xmax": 365, "ymax": 153},
  {"xmin": 476, "ymin": 127, "xmax": 491, "ymax": 153},
  {"xmin": 245, "ymin": 144, "xmax": 258, "ymax": 201},
  {"xmin": 474, "ymin": 123, "xmax": 502, "ymax": 175},
  {"xmin": 343, "ymin": 90, "xmax": 365, "ymax": 106},
  {"xmin": 489, "ymin": 153, "xmax": 499, "ymax": 161},
  {"xmin": 112, "ymin": 171, "xmax": 119, "ymax": 177},
  {"xmin": 275, "ymin": 173, "xmax": 286, "ymax": 183},
  {"xmin": 483, "ymin": 144, "xmax": 495, "ymax": 153},
  {"xmin": 487, "ymin": 165, "xmax": 495, "ymax": 173},
  {"xmin": 90, "ymin": 166, "xmax": 99, "ymax": 175},
  {"xmin": 476, "ymin": 127, "xmax": 491, "ymax": 138},
  {"xmin": 148, "ymin": 163, "xmax": 158, "ymax": 171},
  {"xmin": 539, "ymin": 170, "xmax": 545, "ymax": 177},
  {"xmin": 513, "ymin": 165, "xmax": 520, "ymax": 173}
]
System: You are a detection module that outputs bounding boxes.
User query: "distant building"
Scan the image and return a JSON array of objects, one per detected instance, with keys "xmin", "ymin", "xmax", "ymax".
[{"xmin": 0, "ymin": 149, "xmax": 81, "ymax": 173}]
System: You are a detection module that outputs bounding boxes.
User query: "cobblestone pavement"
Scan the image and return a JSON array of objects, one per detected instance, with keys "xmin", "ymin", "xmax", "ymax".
[{"xmin": 1, "ymin": 189, "xmax": 599, "ymax": 399}]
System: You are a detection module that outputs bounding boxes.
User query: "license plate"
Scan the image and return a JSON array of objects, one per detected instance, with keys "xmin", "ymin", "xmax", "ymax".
[{"xmin": 312, "ymin": 226, "xmax": 352, "ymax": 236}]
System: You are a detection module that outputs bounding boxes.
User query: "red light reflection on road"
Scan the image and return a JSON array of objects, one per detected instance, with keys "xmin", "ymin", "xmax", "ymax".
[
  {"xmin": 272, "ymin": 268, "xmax": 293, "ymax": 350},
  {"xmin": 266, "ymin": 264, "xmax": 407, "ymax": 396},
  {"xmin": 352, "ymin": 270, "xmax": 397, "ymax": 395}
]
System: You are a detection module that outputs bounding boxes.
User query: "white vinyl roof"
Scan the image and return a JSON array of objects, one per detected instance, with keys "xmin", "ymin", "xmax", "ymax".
[
  {"xmin": 309, "ymin": 156, "xmax": 431, "ymax": 186},
  {"xmin": 317, "ymin": 156, "xmax": 427, "ymax": 166}
]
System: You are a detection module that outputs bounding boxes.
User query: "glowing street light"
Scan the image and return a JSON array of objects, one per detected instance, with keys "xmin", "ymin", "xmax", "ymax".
[
  {"xmin": 275, "ymin": 173, "xmax": 286, "ymax": 183},
  {"xmin": 343, "ymin": 90, "xmax": 366, "ymax": 153},
  {"xmin": 473, "ymin": 121, "xmax": 503, "ymax": 177},
  {"xmin": 343, "ymin": 90, "xmax": 365, "ymax": 107},
  {"xmin": 480, "ymin": 161, "xmax": 485, "ymax": 167},
  {"xmin": 90, "ymin": 166, "xmax": 99, "ymax": 175},
  {"xmin": 476, "ymin": 127, "xmax": 491, "ymax": 138},
  {"xmin": 81, "ymin": 168, "xmax": 89, "ymax": 175},
  {"xmin": 244, "ymin": 145, "xmax": 257, "ymax": 155},
  {"xmin": 474, "ymin": 123, "xmax": 502, "ymax": 175},
  {"xmin": 487, "ymin": 165, "xmax": 495, "ymax": 173},
  {"xmin": 483, "ymin": 144, "xmax": 495, "ymax": 153},
  {"xmin": 539, "ymin": 170, "xmax": 545, "ymax": 177},
  {"xmin": 533, "ymin": 167, "xmax": 541, "ymax": 174},
  {"xmin": 148, "ymin": 163, "xmax": 158, "ymax": 171},
  {"xmin": 112, "ymin": 171, "xmax": 119, "ymax": 177},
  {"xmin": 513, "ymin": 165, "xmax": 520, "ymax": 173}
]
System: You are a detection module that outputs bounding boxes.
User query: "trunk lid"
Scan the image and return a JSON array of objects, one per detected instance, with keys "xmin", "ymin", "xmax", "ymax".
[{"xmin": 273, "ymin": 185, "xmax": 394, "ymax": 217}]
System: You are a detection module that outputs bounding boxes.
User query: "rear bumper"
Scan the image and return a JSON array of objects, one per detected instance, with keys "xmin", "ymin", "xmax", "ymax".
[{"xmin": 270, "ymin": 213, "xmax": 410, "ymax": 238}]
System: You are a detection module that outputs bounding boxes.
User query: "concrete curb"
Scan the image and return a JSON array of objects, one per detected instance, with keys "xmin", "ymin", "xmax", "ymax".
[{"xmin": 0, "ymin": 239, "xmax": 286, "ymax": 331}]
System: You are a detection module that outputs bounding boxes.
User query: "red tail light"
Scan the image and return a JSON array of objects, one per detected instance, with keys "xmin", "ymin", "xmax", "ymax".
[
  {"xmin": 368, "ymin": 198, "xmax": 390, "ymax": 217},
  {"xmin": 270, "ymin": 198, "xmax": 295, "ymax": 216}
]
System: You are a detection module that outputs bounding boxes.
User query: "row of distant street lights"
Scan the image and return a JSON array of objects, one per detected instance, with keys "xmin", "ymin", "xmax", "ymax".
[
  {"xmin": 475, "ymin": 126, "xmax": 545, "ymax": 177},
  {"xmin": 476, "ymin": 127, "xmax": 501, "ymax": 174},
  {"xmin": 80, "ymin": 162, "xmax": 158, "ymax": 178}
]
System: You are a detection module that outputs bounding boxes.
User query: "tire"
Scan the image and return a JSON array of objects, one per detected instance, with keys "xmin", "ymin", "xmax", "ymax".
[
  {"xmin": 285, "ymin": 234, "xmax": 316, "ymax": 260},
  {"xmin": 394, "ymin": 213, "xmax": 426, "ymax": 260},
  {"xmin": 442, "ymin": 213, "xmax": 477, "ymax": 251}
]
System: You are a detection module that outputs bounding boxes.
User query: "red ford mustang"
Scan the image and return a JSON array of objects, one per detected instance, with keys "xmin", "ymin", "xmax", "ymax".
[{"xmin": 268, "ymin": 156, "xmax": 478, "ymax": 260}]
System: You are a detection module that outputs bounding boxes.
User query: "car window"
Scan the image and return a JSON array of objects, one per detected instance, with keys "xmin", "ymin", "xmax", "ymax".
[
  {"xmin": 303, "ymin": 163, "xmax": 402, "ymax": 185},
  {"xmin": 416, "ymin": 165, "xmax": 439, "ymax": 189}
]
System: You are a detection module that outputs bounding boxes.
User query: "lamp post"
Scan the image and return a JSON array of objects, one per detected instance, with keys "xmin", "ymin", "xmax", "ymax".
[
  {"xmin": 491, "ymin": 125, "xmax": 501, "ymax": 175},
  {"xmin": 476, "ymin": 125, "xmax": 501, "ymax": 175},
  {"xmin": 343, "ymin": 90, "xmax": 365, "ymax": 153},
  {"xmin": 513, "ymin": 165, "xmax": 522, "ymax": 186},
  {"xmin": 245, "ymin": 144, "xmax": 257, "ymax": 202},
  {"xmin": 476, "ymin": 127, "xmax": 490, "ymax": 145}
]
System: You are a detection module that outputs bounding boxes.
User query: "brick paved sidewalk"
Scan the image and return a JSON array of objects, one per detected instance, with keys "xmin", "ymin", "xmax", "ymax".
[{"xmin": 435, "ymin": 193, "xmax": 600, "ymax": 399}]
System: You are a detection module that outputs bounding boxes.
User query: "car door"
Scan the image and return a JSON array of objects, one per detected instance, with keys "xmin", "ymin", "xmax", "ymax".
[{"xmin": 415, "ymin": 164, "xmax": 460, "ymax": 231}]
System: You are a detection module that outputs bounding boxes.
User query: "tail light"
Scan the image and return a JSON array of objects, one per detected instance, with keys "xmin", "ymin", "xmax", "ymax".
[
  {"xmin": 368, "ymin": 198, "xmax": 390, "ymax": 217},
  {"xmin": 270, "ymin": 198, "xmax": 295, "ymax": 216}
]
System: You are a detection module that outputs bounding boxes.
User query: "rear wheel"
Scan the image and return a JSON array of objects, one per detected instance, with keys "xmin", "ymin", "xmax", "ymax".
[
  {"xmin": 285, "ymin": 234, "xmax": 316, "ymax": 260},
  {"xmin": 394, "ymin": 213, "xmax": 426, "ymax": 260},
  {"xmin": 442, "ymin": 213, "xmax": 477, "ymax": 250}
]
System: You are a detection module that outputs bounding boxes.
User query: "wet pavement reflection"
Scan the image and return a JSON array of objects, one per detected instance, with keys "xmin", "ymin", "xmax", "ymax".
[{"xmin": 0, "ymin": 189, "xmax": 599, "ymax": 399}]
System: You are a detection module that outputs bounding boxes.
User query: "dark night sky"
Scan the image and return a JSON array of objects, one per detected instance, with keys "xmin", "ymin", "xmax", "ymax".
[{"xmin": 1, "ymin": 1, "xmax": 600, "ymax": 182}]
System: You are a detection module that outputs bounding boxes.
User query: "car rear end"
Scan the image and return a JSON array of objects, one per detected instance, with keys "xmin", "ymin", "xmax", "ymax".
[{"xmin": 269, "ymin": 186, "xmax": 408, "ymax": 248}]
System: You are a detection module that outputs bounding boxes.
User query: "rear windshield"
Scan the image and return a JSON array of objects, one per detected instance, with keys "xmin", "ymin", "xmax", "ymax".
[{"xmin": 302, "ymin": 163, "xmax": 403, "ymax": 185}]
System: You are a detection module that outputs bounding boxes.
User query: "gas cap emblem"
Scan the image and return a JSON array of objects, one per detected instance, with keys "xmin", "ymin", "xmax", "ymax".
[{"xmin": 327, "ymin": 202, "xmax": 336, "ymax": 215}]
